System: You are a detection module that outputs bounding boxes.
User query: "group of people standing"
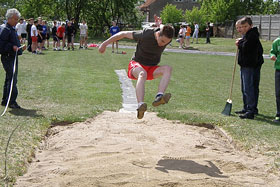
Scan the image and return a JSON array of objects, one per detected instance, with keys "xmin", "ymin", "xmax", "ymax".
[{"xmin": 177, "ymin": 22, "xmax": 211, "ymax": 49}]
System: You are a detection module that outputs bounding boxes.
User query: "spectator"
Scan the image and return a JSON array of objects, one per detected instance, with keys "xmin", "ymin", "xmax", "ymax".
[
  {"xmin": 185, "ymin": 24, "xmax": 191, "ymax": 48},
  {"xmin": 65, "ymin": 21, "xmax": 75, "ymax": 50},
  {"xmin": 109, "ymin": 21, "xmax": 120, "ymax": 53},
  {"xmin": 31, "ymin": 20, "xmax": 38, "ymax": 54},
  {"xmin": 79, "ymin": 20, "xmax": 88, "ymax": 49},
  {"xmin": 41, "ymin": 20, "xmax": 47, "ymax": 49},
  {"xmin": 269, "ymin": 36, "xmax": 280, "ymax": 122},
  {"xmin": 178, "ymin": 25, "xmax": 185, "ymax": 48},
  {"xmin": 36, "ymin": 17, "xmax": 43, "ymax": 54},
  {"xmin": 52, "ymin": 21, "xmax": 58, "ymax": 50},
  {"xmin": 26, "ymin": 18, "xmax": 33, "ymax": 52},
  {"xmin": 56, "ymin": 23, "xmax": 65, "ymax": 51},
  {"xmin": 205, "ymin": 22, "xmax": 211, "ymax": 44},
  {"xmin": 16, "ymin": 18, "xmax": 27, "ymax": 44},
  {"xmin": 192, "ymin": 22, "xmax": 199, "ymax": 44},
  {"xmin": 235, "ymin": 17, "xmax": 264, "ymax": 119},
  {"xmin": 0, "ymin": 8, "xmax": 26, "ymax": 109},
  {"xmin": 45, "ymin": 21, "xmax": 51, "ymax": 49}
]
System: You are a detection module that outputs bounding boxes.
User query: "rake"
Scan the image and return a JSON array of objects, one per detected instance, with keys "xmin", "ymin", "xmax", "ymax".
[{"xmin": 222, "ymin": 48, "xmax": 239, "ymax": 116}]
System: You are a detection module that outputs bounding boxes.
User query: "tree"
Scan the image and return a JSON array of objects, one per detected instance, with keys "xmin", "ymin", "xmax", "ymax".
[
  {"xmin": 160, "ymin": 4, "xmax": 183, "ymax": 25},
  {"xmin": 185, "ymin": 7, "xmax": 205, "ymax": 26}
]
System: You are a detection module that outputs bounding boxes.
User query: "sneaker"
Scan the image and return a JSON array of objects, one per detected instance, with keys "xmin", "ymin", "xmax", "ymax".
[
  {"xmin": 79, "ymin": 46, "xmax": 83, "ymax": 49},
  {"xmin": 53, "ymin": 48, "xmax": 57, "ymax": 51},
  {"xmin": 9, "ymin": 102, "xmax": 21, "ymax": 109},
  {"xmin": 137, "ymin": 103, "xmax": 147, "ymax": 119},
  {"xmin": 152, "ymin": 93, "xmax": 171, "ymax": 107},
  {"xmin": 239, "ymin": 112, "xmax": 254, "ymax": 119},
  {"xmin": 235, "ymin": 109, "xmax": 246, "ymax": 114},
  {"xmin": 273, "ymin": 116, "xmax": 280, "ymax": 123},
  {"xmin": 72, "ymin": 47, "xmax": 74, "ymax": 51}
]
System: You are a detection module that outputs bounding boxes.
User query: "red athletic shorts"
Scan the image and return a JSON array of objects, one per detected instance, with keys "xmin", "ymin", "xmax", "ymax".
[
  {"xmin": 127, "ymin": 60, "xmax": 159, "ymax": 80},
  {"xmin": 31, "ymin": 36, "xmax": 37, "ymax": 42}
]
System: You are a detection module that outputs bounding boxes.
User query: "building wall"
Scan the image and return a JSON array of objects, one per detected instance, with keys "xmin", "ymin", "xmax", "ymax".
[{"xmin": 147, "ymin": 0, "xmax": 200, "ymax": 22}]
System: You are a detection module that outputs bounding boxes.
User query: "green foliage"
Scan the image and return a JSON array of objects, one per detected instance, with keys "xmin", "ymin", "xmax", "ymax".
[
  {"xmin": 160, "ymin": 4, "xmax": 183, "ymax": 25},
  {"xmin": 184, "ymin": 6, "xmax": 205, "ymax": 26}
]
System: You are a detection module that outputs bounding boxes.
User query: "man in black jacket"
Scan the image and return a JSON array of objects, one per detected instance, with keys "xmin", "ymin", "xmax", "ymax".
[
  {"xmin": 0, "ymin": 8, "xmax": 26, "ymax": 109},
  {"xmin": 235, "ymin": 17, "xmax": 264, "ymax": 119}
]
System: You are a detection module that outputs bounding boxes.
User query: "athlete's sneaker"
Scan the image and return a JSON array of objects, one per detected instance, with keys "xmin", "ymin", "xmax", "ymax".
[
  {"xmin": 137, "ymin": 103, "xmax": 147, "ymax": 119},
  {"xmin": 152, "ymin": 93, "xmax": 171, "ymax": 107}
]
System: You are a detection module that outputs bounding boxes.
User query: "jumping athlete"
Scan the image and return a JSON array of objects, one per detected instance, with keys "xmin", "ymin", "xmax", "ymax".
[{"xmin": 99, "ymin": 24, "xmax": 174, "ymax": 119}]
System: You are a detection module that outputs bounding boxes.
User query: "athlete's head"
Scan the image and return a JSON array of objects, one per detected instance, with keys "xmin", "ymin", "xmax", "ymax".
[{"xmin": 157, "ymin": 25, "xmax": 174, "ymax": 47}]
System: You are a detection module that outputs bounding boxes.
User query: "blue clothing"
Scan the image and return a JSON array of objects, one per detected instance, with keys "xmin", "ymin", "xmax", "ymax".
[
  {"xmin": 110, "ymin": 26, "xmax": 120, "ymax": 36},
  {"xmin": 0, "ymin": 23, "xmax": 22, "ymax": 105},
  {"xmin": 42, "ymin": 25, "xmax": 47, "ymax": 35},
  {"xmin": 0, "ymin": 23, "xmax": 22, "ymax": 56},
  {"xmin": 240, "ymin": 67, "xmax": 261, "ymax": 114}
]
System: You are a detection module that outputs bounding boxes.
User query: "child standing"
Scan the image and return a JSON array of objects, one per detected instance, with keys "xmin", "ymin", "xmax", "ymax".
[
  {"xmin": 270, "ymin": 37, "xmax": 280, "ymax": 123},
  {"xmin": 109, "ymin": 21, "xmax": 120, "ymax": 53},
  {"xmin": 235, "ymin": 17, "xmax": 264, "ymax": 119}
]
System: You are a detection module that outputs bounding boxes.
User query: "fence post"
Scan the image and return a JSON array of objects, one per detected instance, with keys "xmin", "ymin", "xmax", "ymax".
[{"xmin": 269, "ymin": 14, "xmax": 272, "ymax": 40}]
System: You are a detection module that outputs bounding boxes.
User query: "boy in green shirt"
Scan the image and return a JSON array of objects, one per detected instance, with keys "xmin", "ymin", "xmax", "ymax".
[{"xmin": 270, "ymin": 37, "xmax": 280, "ymax": 122}]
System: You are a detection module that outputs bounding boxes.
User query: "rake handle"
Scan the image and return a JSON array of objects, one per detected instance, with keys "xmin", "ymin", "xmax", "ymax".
[{"xmin": 228, "ymin": 48, "xmax": 239, "ymax": 101}]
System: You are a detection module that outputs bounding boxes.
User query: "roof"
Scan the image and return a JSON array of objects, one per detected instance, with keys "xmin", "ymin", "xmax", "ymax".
[{"xmin": 139, "ymin": 0, "xmax": 157, "ymax": 9}]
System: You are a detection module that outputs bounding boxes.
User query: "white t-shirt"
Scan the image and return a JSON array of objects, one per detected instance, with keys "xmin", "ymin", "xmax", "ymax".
[
  {"xmin": 31, "ymin": 25, "xmax": 38, "ymax": 37},
  {"xmin": 16, "ymin": 22, "xmax": 26, "ymax": 35},
  {"xmin": 79, "ymin": 24, "xmax": 88, "ymax": 35},
  {"xmin": 179, "ymin": 28, "xmax": 186, "ymax": 37}
]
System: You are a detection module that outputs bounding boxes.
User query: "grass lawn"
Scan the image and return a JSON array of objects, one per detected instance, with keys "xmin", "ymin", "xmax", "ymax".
[
  {"xmin": 0, "ymin": 40, "xmax": 279, "ymax": 185},
  {"xmin": 88, "ymin": 36, "xmax": 274, "ymax": 54}
]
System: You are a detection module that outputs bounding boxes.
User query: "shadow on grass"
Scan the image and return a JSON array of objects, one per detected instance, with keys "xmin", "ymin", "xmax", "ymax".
[
  {"xmin": 255, "ymin": 114, "xmax": 280, "ymax": 126},
  {"xmin": 155, "ymin": 159, "xmax": 228, "ymax": 178},
  {"xmin": 9, "ymin": 108, "xmax": 44, "ymax": 118}
]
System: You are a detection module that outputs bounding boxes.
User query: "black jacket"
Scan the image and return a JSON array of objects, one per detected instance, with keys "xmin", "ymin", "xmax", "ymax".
[
  {"xmin": 238, "ymin": 27, "xmax": 264, "ymax": 68},
  {"xmin": 0, "ymin": 23, "xmax": 22, "ymax": 56}
]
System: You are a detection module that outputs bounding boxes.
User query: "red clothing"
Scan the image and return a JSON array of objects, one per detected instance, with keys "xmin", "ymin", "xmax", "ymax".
[
  {"xmin": 56, "ymin": 26, "xmax": 65, "ymax": 38},
  {"xmin": 127, "ymin": 60, "xmax": 159, "ymax": 80}
]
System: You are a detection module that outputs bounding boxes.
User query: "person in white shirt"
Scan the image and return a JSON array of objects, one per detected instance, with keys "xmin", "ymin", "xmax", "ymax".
[
  {"xmin": 178, "ymin": 24, "xmax": 186, "ymax": 48},
  {"xmin": 192, "ymin": 22, "xmax": 199, "ymax": 44},
  {"xmin": 31, "ymin": 20, "xmax": 38, "ymax": 54},
  {"xmin": 15, "ymin": 18, "xmax": 27, "ymax": 44},
  {"xmin": 79, "ymin": 20, "xmax": 88, "ymax": 49}
]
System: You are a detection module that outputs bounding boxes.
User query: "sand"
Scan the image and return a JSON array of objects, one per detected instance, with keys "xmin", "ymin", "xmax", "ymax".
[{"xmin": 14, "ymin": 111, "xmax": 280, "ymax": 187}]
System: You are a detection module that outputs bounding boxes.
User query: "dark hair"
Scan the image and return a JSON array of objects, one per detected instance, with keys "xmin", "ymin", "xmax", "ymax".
[
  {"xmin": 34, "ymin": 20, "xmax": 38, "ymax": 24},
  {"xmin": 240, "ymin": 16, "xmax": 253, "ymax": 26},
  {"xmin": 160, "ymin": 25, "xmax": 174, "ymax": 39}
]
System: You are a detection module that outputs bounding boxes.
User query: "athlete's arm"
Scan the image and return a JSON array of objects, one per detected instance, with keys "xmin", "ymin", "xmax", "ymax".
[{"xmin": 99, "ymin": 31, "xmax": 133, "ymax": 53}]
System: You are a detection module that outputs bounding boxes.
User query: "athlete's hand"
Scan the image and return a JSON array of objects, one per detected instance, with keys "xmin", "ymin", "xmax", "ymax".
[{"xmin": 98, "ymin": 43, "xmax": 107, "ymax": 54}]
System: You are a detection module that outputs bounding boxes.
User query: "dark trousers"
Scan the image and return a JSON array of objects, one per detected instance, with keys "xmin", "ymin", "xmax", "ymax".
[
  {"xmin": 27, "ymin": 35, "xmax": 32, "ymax": 52},
  {"xmin": 240, "ymin": 66, "xmax": 261, "ymax": 114},
  {"xmin": 206, "ymin": 32, "xmax": 210, "ymax": 43},
  {"xmin": 1, "ymin": 55, "xmax": 18, "ymax": 105},
  {"xmin": 275, "ymin": 70, "xmax": 280, "ymax": 116}
]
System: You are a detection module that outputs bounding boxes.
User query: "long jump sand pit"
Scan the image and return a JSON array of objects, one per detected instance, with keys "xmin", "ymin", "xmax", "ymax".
[{"xmin": 15, "ymin": 111, "xmax": 280, "ymax": 187}]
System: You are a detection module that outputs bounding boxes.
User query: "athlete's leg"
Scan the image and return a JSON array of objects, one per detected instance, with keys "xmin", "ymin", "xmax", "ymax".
[
  {"xmin": 153, "ymin": 65, "xmax": 172, "ymax": 93},
  {"xmin": 131, "ymin": 67, "xmax": 147, "ymax": 103}
]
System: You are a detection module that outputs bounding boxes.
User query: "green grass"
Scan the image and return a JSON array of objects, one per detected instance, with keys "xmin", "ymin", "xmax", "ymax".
[
  {"xmin": 0, "ymin": 40, "xmax": 279, "ymax": 185},
  {"xmin": 88, "ymin": 36, "xmax": 274, "ymax": 54}
]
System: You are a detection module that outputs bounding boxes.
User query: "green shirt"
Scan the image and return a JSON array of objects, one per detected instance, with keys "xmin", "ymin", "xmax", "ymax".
[{"xmin": 270, "ymin": 37, "xmax": 280, "ymax": 70}]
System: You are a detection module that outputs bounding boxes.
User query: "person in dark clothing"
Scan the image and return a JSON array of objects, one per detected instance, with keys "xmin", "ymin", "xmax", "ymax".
[
  {"xmin": 0, "ymin": 8, "xmax": 26, "ymax": 109},
  {"xmin": 26, "ymin": 18, "xmax": 33, "ymax": 52},
  {"xmin": 235, "ymin": 17, "xmax": 264, "ymax": 119},
  {"xmin": 65, "ymin": 21, "xmax": 75, "ymax": 50},
  {"xmin": 205, "ymin": 22, "xmax": 211, "ymax": 44},
  {"xmin": 52, "ymin": 21, "xmax": 58, "ymax": 50}
]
